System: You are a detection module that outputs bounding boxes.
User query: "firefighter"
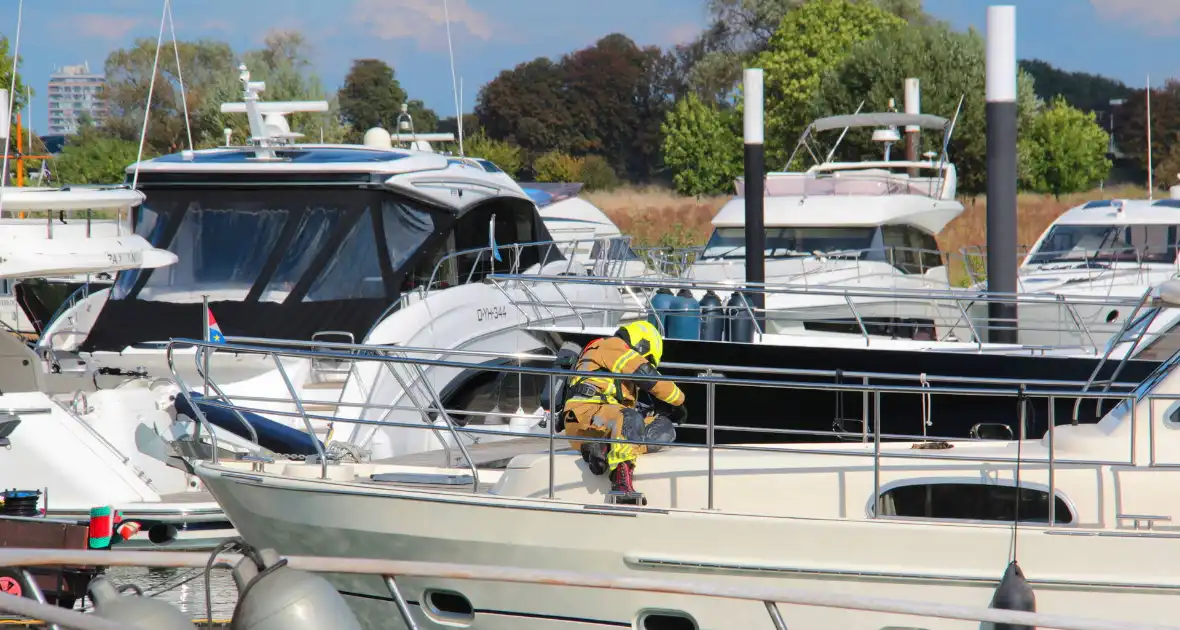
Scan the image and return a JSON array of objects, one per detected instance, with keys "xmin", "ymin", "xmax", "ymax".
[{"xmin": 561, "ymin": 320, "xmax": 686, "ymax": 500}]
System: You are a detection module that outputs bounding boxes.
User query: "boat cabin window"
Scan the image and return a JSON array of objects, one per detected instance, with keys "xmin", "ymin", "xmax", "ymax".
[
  {"xmin": 701, "ymin": 227, "xmax": 877, "ymax": 260},
  {"xmin": 305, "ymin": 200, "xmax": 436, "ymax": 301},
  {"xmin": 450, "ymin": 205, "xmax": 547, "ymax": 282},
  {"xmin": 1028, "ymin": 224, "xmax": 1180, "ymax": 265},
  {"xmin": 590, "ymin": 237, "xmax": 640, "ymax": 261},
  {"xmin": 442, "ymin": 359, "xmax": 549, "ymax": 426},
  {"xmin": 881, "ymin": 225, "xmax": 942, "ymax": 274},
  {"xmin": 876, "ymin": 482, "xmax": 1073, "ymax": 524}
]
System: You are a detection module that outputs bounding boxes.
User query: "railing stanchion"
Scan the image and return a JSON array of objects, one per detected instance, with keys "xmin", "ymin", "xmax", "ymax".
[
  {"xmin": 1049, "ymin": 395, "xmax": 1056, "ymax": 527},
  {"xmin": 548, "ymin": 373, "xmax": 556, "ymax": 500},
  {"xmin": 273, "ymin": 353, "xmax": 329, "ymax": 479},
  {"xmin": 383, "ymin": 575, "xmax": 421, "ymax": 630},
  {"xmin": 861, "ymin": 376, "xmax": 869, "ymax": 444},
  {"xmin": 707, "ymin": 368, "xmax": 716, "ymax": 511},
  {"xmin": 765, "ymin": 601, "xmax": 788, "ymax": 630},
  {"xmin": 168, "ymin": 341, "xmax": 219, "ymax": 464},
  {"xmin": 873, "ymin": 390, "xmax": 881, "ymax": 518}
]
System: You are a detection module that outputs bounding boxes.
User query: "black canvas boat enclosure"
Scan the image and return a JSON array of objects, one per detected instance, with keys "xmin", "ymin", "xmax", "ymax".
[{"xmin": 548, "ymin": 331, "xmax": 1158, "ymax": 443}]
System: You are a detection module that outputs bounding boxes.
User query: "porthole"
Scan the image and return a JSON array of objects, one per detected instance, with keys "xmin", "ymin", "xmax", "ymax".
[
  {"xmin": 423, "ymin": 589, "xmax": 474, "ymax": 625},
  {"xmin": 638, "ymin": 610, "xmax": 698, "ymax": 630}
]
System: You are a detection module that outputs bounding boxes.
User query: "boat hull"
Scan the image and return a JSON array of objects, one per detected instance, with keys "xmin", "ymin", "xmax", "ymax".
[{"xmin": 198, "ymin": 464, "xmax": 1180, "ymax": 630}]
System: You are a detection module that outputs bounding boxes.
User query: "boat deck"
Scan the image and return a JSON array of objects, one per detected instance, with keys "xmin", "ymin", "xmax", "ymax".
[
  {"xmin": 377, "ymin": 436, "xmax": 572, "ymax": 468},
  {"xmin": 155, "ymin": 490, "xmax": 219, "ymax": 504}
]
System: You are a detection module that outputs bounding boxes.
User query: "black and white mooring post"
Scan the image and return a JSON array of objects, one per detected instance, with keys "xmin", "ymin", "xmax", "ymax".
[
  {"xmin": 743, "ymin": 67, "xmax": 766, "ymax": 331},
  {"xmin": 986, "ymin": 5, "xmax": 1018, "ymax": 344},
  {"xmin": 904, "ymin": 78, "xmax": 920, "ymax": 176}
]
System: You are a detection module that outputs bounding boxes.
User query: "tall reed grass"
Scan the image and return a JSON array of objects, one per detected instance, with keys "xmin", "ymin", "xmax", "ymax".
[{"xmin": 590, "ymin": 184, "xmax": 1152, "ymax": 256}]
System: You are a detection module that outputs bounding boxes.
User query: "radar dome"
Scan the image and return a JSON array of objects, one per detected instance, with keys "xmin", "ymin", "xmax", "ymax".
[{"xmin": 363, "ymin": 127, "xmax": 393, "ymax": 149}]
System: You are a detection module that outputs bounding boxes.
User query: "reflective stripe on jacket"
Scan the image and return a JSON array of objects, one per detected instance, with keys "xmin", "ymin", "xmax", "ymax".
[{"xmin": 565, "ymin": 336, "xmax": 684, "ymax": 407}]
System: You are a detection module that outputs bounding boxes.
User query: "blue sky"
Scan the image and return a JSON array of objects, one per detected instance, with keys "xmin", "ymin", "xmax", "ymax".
[{"xmin": 0, "ymin": 0, "xmax": 1173, "ymax": 133}]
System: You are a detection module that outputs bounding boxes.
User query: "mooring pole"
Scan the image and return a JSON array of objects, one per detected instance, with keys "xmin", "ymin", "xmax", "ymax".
[
  {"xmin": 904, "ymin": 78, "xmax": 920, "ymax": 177},
  {"xmin": 986, "ymin": 5, "xmax": 1018, "ymax": 344},
  {"xmin": 744, "ymin": 68, "xmax": 766, "ymax": 332}
]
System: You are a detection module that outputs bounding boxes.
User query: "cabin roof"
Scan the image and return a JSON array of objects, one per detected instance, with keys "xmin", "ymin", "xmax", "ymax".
[
  {"xmin": 811, "ymin": 112, "xmax": 949, "ymax": 132},
  {"xmin": 710, "ymin": 194, "xmax": 963, "ymax": 234},
  {"xmin": 126, "ymin": 144, "xmax": 460, "ymax": 175},
  {"xmin": 1053, "ymin": 198, "xmax": 1180, "ymax": 226},
  {"xmin": 0, "ymin": 187, "xmax": 144, "ymax": 211}
]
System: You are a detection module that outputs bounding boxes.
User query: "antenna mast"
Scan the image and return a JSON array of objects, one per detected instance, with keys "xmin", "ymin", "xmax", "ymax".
[
  {"xmin": 444, "ymin": 0, "xmax": 464, "ymax": 156},
  {"xmin": 219, "ymin": 64, "xmax": 330, "ymax": 160}
]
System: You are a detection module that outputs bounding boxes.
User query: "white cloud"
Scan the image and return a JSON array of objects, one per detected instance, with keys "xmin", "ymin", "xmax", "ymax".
[
  {"xmin": 351, "ymin": 0, "xmax": 496, "ymax": 50},
  {"xmin": 64, "ymin": 14, "xmax": 144, "ymax": 41},
  {"xmin": 1090, "ymin": 0, "xmax": 1180, "ymax": 32}
]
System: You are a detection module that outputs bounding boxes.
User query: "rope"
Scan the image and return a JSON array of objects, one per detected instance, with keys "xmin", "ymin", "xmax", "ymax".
[
  {"xmin": 1009, "ymin": 384, "xmax": 1027, "ymax": 564},
  {"xmin": 0, "ymin": 0, "xmax": 24, "ymax": 217},
  {"xmin": 130, "ymin": 0, "xmax": 170, "ymax": 191},
  {"xmin": 165, "ymin": 0, "xmax": 193, "ymax": 151}
]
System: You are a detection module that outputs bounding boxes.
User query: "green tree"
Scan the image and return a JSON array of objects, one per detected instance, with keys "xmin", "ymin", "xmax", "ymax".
[
  {"xmin": 533, "ymin": 151, "xmax": 584, "ymax": 182},
  {"xmin": 438, "ymin": 114, "xmax": 479, "ymax": 139},
  {"xmin": 52, "ymin": 134, "xmax": 142, "ymax": 185},
  {"xmin": 1022, "ymin": 96, "xmax": 1111, "ymax": 198},
  {"xmin": 103, "ymin": 38, "xmax": 237, "ymax": 154},
  {"xmin": 237, "ymin": 31, "xmax": 347, "ymax": 144},
  {"xmin": 463, "ymin": 133, "xmax": 525, "ymax": 177},
  {"xmin": 1019, "ymin": 59, "xmax": 1131, "ymax": 113},
  {"xmin": 810, "ymin": 22, "xmax": 1040, "ymax": 195},
  {"xmin": 682, "ymin": 0, "xmax": 930, "ymax": 105},
  {"xmin": 337, "ymin": 59, "xmax": 408, "ymax": 134},
  {"xmin": 475, "ymin": 34, "xmax": 677, "ymax": 182},
  {"xmin": 405, "ymin": 99, "xmax": 439, "ymax": 133},
  {"xmin": 755, "ymin": 0, "xmax": 908, "ymax": 164},
  {"xmin": 579, "ymin": 155, "xmax": 620, "ymax": 191},
  {"xmin": 0, "ymin": 37, "xmax": 28, "ymax": 113},
  {"xmin": 475, "ymin": 57, "xmax": 575, "ymax": 155},
  {"xmin": 661, "ymin": 93, "xmax": 742, "ymax": 196},
  {"xmin": 1112, "ymin": 82, "xmax": 1180, "ymax": 188},
  {"xmin": 103, "ymin": 31, "xmax": 345, "ymax": 152}
]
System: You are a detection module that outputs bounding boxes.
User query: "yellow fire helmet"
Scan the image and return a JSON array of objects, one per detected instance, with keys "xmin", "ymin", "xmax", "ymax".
[{"xmin": 615, "ymin": 320, "xmax": 665, "ymax": 367}]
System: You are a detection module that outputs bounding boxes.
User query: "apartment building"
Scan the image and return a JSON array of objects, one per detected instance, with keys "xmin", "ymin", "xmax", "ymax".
[{"xmin": 47, "ymin": 62, "xmax": 108, "ymax": 135}]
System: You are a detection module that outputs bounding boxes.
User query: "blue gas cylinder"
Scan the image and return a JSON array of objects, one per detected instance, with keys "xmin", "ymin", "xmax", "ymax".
[
  {"xmin": 648, "ymin": 290, "xmax": 676, "ymax": 333},
  {"xmin": 699, "ymin": 290, "xmax": 725, "ymax": 341},
  {"xmin": 665, "ymin": 295, "xmax": 701, "ymax": 341},
  {"xmin": 727, "ymin": 291, "xmax": 755, "ymax": 343}
]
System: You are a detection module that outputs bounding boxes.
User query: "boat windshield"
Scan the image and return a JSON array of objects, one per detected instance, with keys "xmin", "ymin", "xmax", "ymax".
[
  {"xmin": 701, "ymin": 226, "xmax": 878, "ymax": 260},
  {"xmin": 1027, "ymin": 224, "xmax": 1180, "ymax": 265},
  {"xmin": 111, "ymin": 187, "xmax": 437, "ymax": 304},
  {"xmin": 589, "ymin": 237, "xmax": 639, "ymax": 261}
]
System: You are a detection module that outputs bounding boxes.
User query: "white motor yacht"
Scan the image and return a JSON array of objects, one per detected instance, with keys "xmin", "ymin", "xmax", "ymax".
[
  {"xmin": 28, "ymin": 66, "xmax": 624, "ymax": 475},
  {"xmin": 688, "ymin": 112, "xmax": 965, "ymax": 340},
  {"xmin": 193, "ymin": 281, "xmax": 1180, "ymax": 628},
  {"xmin": 970, "ymin": 196, "xmax": 1180, "ymax": 355},
  {"xmin": 0, "ymin": 186, "xmax": 234, "ymax": 549}
]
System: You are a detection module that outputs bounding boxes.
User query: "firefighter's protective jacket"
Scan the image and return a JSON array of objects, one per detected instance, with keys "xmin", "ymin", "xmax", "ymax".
[{"xmin": 565, "ymin": 336, "xmax": 685, "ymax": 407}]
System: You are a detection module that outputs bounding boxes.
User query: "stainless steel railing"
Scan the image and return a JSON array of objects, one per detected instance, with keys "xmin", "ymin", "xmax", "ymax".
[
  {"xmin": 485, "ymin": 271, "xmax": 1176, "ymax": 357},
  {"xmin": 166, "ymin": 334, "xmax": 1163, "ymax": 531},
  {"xmin": 362, "ymin": 234, "xmax": 662, "ymax": 342}
]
